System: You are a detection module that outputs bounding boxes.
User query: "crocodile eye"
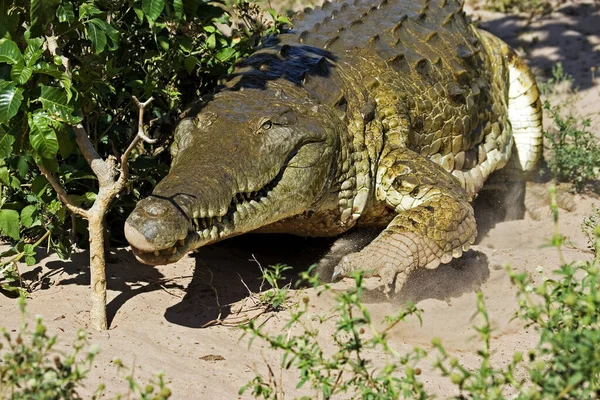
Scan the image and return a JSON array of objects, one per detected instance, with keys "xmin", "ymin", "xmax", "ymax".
[{"xmin": 260, "ymin": 120, "xmax": 272, "ymax": 130}]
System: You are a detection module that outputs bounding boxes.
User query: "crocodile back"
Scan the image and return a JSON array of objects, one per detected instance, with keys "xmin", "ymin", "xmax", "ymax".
[{"xmin": 290, "ymin": 0, "xmax": 513, "ymax": 196}]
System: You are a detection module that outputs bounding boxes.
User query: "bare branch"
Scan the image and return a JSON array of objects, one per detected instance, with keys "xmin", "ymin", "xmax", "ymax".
[
  {"xmin": 115, "ymin": 97, "xmax": 155, "ymax": 190},
  {"xmin": 37, "ymin": 162, "xmax": 88, "ymax": 218},
  {"xmin": 133, "ymin": 96, "xmax": 157, "ymax": 144},
  {"xmin": 73, "ymin": 123, "xmax": 115, "ymax": 187}
]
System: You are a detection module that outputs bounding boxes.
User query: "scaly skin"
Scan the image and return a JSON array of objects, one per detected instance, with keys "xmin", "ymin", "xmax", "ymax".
[{"xmin": 125, "ymin": 0, "xmax": 543, "ymax": 293}]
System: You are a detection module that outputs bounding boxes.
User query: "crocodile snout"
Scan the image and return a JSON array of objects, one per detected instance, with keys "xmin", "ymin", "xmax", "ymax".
[{"xmin": 124, "ymin": 197, "xmax": 190, "ymax": 254}]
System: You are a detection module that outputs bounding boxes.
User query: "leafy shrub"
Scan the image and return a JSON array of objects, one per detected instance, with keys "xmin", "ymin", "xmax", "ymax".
[
  {"xmin": 544, "ymin": 101, "xmax": 600, "ymax": 192},
  {"xmin": 0, "ymin": 0, "xmax": 288, "ymax": 282},
  {"xmin": 0, "ymin": 296, "xmax": 171, "ymax": 399}
]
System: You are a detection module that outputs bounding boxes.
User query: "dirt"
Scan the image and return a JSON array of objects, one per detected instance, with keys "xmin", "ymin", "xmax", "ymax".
[{"xmin": 1, "ymin": 1, "xmax": 599, "ymax": 398}]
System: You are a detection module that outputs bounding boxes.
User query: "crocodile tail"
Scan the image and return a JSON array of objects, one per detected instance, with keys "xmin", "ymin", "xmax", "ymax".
[{"xmin": 504, "ymin": 47, "xmax": 544, "ymax": 173}]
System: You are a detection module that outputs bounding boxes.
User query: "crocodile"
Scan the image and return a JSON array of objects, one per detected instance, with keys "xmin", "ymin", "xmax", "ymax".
[{"xmin": 124, "ymin": 0, "xmax": 543, "ymax": 292}]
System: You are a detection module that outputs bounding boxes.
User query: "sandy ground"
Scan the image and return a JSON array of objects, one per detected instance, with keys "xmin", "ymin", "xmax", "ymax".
[{"xmin": 1, "ymin": 1, "xmax": 599, "ymax": 398}]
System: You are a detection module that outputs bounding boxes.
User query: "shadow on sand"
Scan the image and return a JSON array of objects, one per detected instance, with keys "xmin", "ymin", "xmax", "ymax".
[{"xmin": 478, "ymin": 2, "xmax": 600, "ymax": 90}]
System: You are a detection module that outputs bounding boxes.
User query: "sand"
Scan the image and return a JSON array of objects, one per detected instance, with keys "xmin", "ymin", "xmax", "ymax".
[{"xmin": 1, "ymin": 1, "xmax": 599, "ymax": 398}]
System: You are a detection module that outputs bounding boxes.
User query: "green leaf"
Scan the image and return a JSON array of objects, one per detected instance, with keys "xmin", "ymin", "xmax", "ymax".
[
  {"xmin": 0, "ymin": 166, "xmax": 8, "ymax": 186},
  {"xmin": 31, "ymin": 175, "xmax": 48, "ymax": 197},
  {"xmin": 0, "ymin": 209, "xmax": 20, "ymax": 240},
  {"xmin": 56, "ymin": 3, "xmax": 74, "ymax": 23},
  {"xmin": 86, "ymin": 19, "xmax": 107, "ymax": 54},
  {"xmin": 0, "ymin": 125, "xmax": 14, "ymax": 158},
  {"xmin": 184, "ymin": 56, "xmax": 197, "ymax": 74},
  {"xmin": 56, "ymin": 125, "xmax": 75, "ymax": 158},
  {"xmin": 24, "ymin": 48, "xmax": 43, "ymax": 67},
  {"xmin": 143, "ymin": 0, "xmax": 165, "ymax": 21},
  {"xmin": 10, "ymin": 63, "xmax": 33, "ymax": 84},
  {"xmin": 72, "ymin": 191, "xmax": 97, "ymax": 205},
  {"xmin": 88, "ymin": 18, "xmax": 118, "ymax": 52},
  {"xmin": 28, "ymin": 110, "xmax": 59, "ymax": 159},
  {"xmin": 206, "ymin": 33, "xmax": 216, "ymax": 50},
  {"xmin": 0, "ymin": 81, "xmax": 24, "ymax": 123},
  {"xmin": 215, "ymin": 47, "xmax": 236, "ymax": 62},
  {"xmin": 25, "ymin": 256, "xmax": 36, "ymax": 265},
  {"xmin": 14, "ymin": 156, "xmax": 28, "ymax": 178},
  {"xmin": 182, "ymin": 0, "xmax": 199, "ymax": 18},
  {"xmin": 20, "ymin": 205, "xmax": 38, "ymax": 228},
  {"xmin": 9, "ymin": 175, "xmax": 20, "ymax": 190},
  {"xmin": 157, "ymin": 36, "xmax": 169, "ymax": 51},
  {"xmin": 79, "ymin": 3, "xmax": 102, "ymax": 20},
  {"xmin": 32, "ymin": 62, "xmax": 62, "ymax": 78},
  {"xmin": 133, "ymin": 7, "xmax": 145, "ymax": 23},
  {"xmin": 178, "ymin": 38, "xmax": 193, "ymax": 53},
  {"xmin": 0, "ymin": 39, "xmax": 23, "ymax": 65},
  {"xmin": 32, "ymin": 63, "xmax": 74, "ymax": 101},
  {"xmin": 30, "ymin": 0, "xmax": 61, "ymax": 37},
  {"xmin": 173, "ymin": 0, "xmax": 184, "ymax": 19},
  {"xmin": 38, "ymin": 85, "xmax": 78, "ymax": 123}
]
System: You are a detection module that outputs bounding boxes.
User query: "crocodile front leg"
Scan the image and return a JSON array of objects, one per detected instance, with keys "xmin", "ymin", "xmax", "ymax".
[{"xmin": 333, "ymin": 147, "xmax": 477, "ymax": 293}]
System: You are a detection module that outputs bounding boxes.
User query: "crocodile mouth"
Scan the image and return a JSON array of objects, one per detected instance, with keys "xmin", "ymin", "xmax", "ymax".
[{"xmin": 130, "ymin": 164, "xmax": 285, "ymax": 265}]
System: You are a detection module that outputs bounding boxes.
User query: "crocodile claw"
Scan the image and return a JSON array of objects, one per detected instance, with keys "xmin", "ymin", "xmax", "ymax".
[{"xmin": 331, "ymin": 269, "xmax": 341, "ymax": 282}]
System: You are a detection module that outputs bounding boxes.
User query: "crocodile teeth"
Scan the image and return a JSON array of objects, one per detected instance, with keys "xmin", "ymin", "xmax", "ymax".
[
  {"xmin": 154, "ymin": 250, "xmax": 160, "ymax": 256},
  {"xmin": 215, "ymin": 216, "xmax": 222, "ymax": 223},
  {"xmin": 237, "ymin": 203, "xmax": 248, "ymax": 219},
  {"xmin": 178, "ymin": 239, "xmax": 185, "ymax": 247},
  {"xmin": 170, "ymin": 247, "xmax": 177, "ymax": 255},
  {"xmin": 210, "ymin": 226, "xmax": 218, "ymax": 240}
]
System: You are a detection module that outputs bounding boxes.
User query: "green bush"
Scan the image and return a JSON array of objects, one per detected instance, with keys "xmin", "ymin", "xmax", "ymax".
[
  {"xmin": 544, "ymin": 101, "xmax": 600, "ymax": 192},
  {"xmin": 0, "ymin": 0, "xmax": 288, "ymax": 283}
]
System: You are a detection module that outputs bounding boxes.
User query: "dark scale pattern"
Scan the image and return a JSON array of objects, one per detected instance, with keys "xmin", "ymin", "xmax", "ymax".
[{"xmin": 283, "ymin": 0, "xmax": 500, "ymax": 164}]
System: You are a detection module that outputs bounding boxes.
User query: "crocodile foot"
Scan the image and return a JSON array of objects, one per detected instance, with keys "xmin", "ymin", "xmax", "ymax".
[{"xmin": 332, "ymin": 226, "xmax": 476, "ymax": 294}]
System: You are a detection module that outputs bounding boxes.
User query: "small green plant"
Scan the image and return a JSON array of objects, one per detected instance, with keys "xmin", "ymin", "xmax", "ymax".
[
  {"xmin": 0, "ymin": 296, "xmax": 172, "ymax": 399},
  {"xmin": 103, "ymin": 358, "xmax": 172, "ymax": 400},
  {"xmin": 582, "ymin": 204, "xmax": 600, "ymax": 254},
  {"xmin": 544, "ymin": 101, "xmax": 600, "ymax": 192},
  {"xmin": 256, "ymin": 263, "xmax": 293, "ymax": 312},
  {"xmin": 240, "ymin": 267, "xmax": 427, "ymax": 399},
  {"xmin": 483, "ymin": 0, "xmax": 553, "ymax": 14},
  {"xmin": 538, "ymin": 63, "xmax": 574, "ymax": 96}
]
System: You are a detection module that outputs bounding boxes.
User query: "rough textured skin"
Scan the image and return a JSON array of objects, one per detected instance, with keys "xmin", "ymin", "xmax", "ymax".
[{"xmin": 124, "ymin": 0, "xmax": 543, "ymax": 292}]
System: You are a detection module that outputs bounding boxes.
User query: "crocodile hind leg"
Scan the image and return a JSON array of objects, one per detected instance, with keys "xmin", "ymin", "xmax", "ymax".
[{"xmin": 333, "ymin": 147, "xmax": 477, "ymax": 293}]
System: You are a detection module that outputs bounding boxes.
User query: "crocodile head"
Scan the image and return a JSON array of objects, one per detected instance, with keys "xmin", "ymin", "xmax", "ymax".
[{"xmin": 125, "ymin": 88, "xmax": 342, "ymax": 265}]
